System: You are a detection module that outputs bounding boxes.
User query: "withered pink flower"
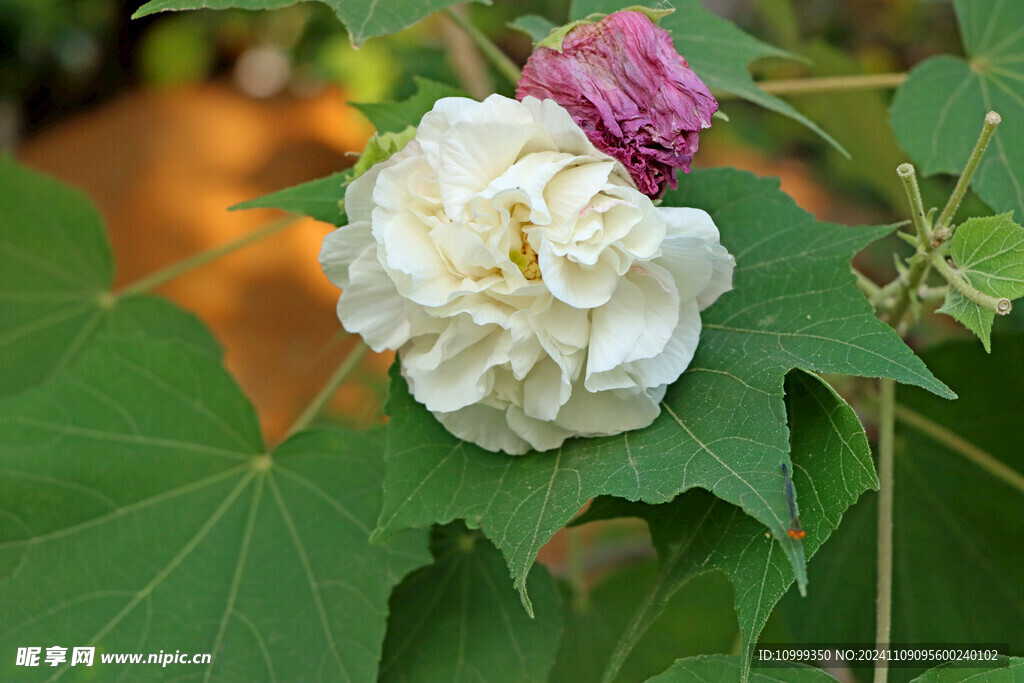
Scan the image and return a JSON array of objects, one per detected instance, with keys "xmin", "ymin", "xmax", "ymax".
[{"xmin": 516, "ymin": 10, "xmax": 718, "ymax": 198}]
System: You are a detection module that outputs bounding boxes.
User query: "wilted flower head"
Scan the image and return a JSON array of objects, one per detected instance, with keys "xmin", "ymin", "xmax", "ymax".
[
  {"xmin": 320, "ymin": 95, "xmax": 733, "ymax": 455},
  {"xmin": 516, "ymin": 10, "xmax": 718, "ymax": 199}
]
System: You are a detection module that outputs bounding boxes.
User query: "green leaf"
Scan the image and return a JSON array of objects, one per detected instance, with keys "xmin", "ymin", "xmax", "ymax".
[
  {"xmin": 352, "ymin": 76, "xmax": 467, "ymax": 134},
  {"xmin": 569, "ymin": 0, "xmax": 847, "ymax": 156},
  {"xmin": 0, "ymin": 157, "xmax": 220, "ymax": 397},
  {"xmin": 779, "ymin": 336, "xmax": 1024, "ymax": 680},
  {"xmin": 133, "ymin": 0, "xmax": 488, "ymax": 46},
  {"xmin": 912, "ymin": 657, "xmax": 1024, "ymax": 682},
  {"xmin": 938, "ymin": 213, "xmax": 1024, "ymax": 351},
  {"xmin": 374, "ymin": 167, "xmax": 950, "ymax": 613},
  {"xmin": 938, "ymin": 289, "xmax": 996, "ymax": 352},
  {"xmin": 552, "ymin": 566, "xmax": 738, "ymax": 683},
  {"xmin": 576, "ymin": 371, "xmax": 877, "ymax": 682},
  {"xmin": 0, "ymin": 338, "xmax": 430, "ymax": 680},
  {"xmin": 232, "ymin": 170, "xmax": 352, "ymax": 226},
  {"xmin": 646, "ymin": 655, "xmax": 837, "ymax": 682},
  {"xmin": 950, "ymin": 213, "xmax": 1024, "ymax": 297},
  {"xmin": 508, "ymin": 15, "xmax": 558, "ymax": 44},
  {"xmin": 380, "ymin": 523, "xmax": 563, "ymax": 682},
  {"xmin": 891, "ymin": 0, "xmax": 1024, "ymax": 217}
]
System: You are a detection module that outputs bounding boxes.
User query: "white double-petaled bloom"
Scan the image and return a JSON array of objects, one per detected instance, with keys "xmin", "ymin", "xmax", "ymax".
[{"xmin": 320, "ymin": 95, "xmax": 734, "ymax": 454}]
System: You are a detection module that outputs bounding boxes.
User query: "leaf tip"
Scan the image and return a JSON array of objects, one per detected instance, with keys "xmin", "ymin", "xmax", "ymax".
[{"xmin": 516, "ymin": 580, "xmax": 535, "ymax": 618}]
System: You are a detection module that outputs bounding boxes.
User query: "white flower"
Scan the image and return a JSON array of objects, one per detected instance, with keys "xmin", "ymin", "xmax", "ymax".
[{"xmin": 320, "ymin": 95, "xmax": 734, "ymax": 455}]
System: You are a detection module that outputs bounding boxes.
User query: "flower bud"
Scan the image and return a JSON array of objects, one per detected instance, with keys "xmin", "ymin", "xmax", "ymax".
[{"xmin": 516, "ymin": 10, "xmax": 718, "ymax": 199}]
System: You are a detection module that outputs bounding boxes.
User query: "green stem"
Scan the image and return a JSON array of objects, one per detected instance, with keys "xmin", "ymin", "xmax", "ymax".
[
  {"xmin": 933, "ymin": 112, "xmax": 1002, "ymax": 237},
  {"xmin": 116, "ymin": 216, "xmax": 298, "ymax": 298},
  {"xmin": 874, "ymin": 378, "xmax": 896, "ymax": 683},
  {"xmin": 444, "ymin": 7, "xmax": 522, "ymax": 87},
  {"xmin": 929, "ymin": 252, "xmax": 1012, "ymax": 315},
  {"xmin": 885, "ymin": 257, "xmax": 930, "ymax": 331},
  {"xmin": 917, "ymin": 285, "xmax": 948, "ymax": 304},
  {"xmin": 286, "ymin": 342, "xmax": 369, "ymax": 438},
  {"xmin": 716, "ymin": 72, "xmax": 907, "ymax": 99},
  {"xmin": 854, "ymin": 268, "xmax": 882, "ymax": 299},
  {"xmin": 897, "ymin": 163, "xmax": 931, "ymax": 245}
]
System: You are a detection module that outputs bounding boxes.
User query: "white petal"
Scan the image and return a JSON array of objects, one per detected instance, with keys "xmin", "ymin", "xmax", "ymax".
[
  {"xmin": 336, "ymin": 248, "xmax": 411, "ymax": 352},
  {"xmin": 439, "ymin": 121, "xmax": 541, "ymax": 221},
  {"xmin": 540, "ymin": 246, "xmax": 620, "ymax": 308},
  {"xmin": 697, "ymin": 242, "xmax": 736, "ymax": 311},
  {"xmin": 506, "ymin": 405, "xmax": 574, "ymax": 452},
  {"xmin": 623, "ymin": 262, "xmax": 679, "ymax": 364},
  {"xmin": 555, "ymin": 384, "xmax": 661, "ymax": 436},
  {"xmin": 378, "ymin": 214, "xmax": 463, "ymax": 306},
  {"xmin": 626, "ymin": 298, "xmax": 702, "ymax": 389},
  {"xmin": 404, "ymin": 326, "xmax": 510, "ymax": 412},
  {"xmin": 432, "ymin": 403, "xmax": 532, "ymax": 455},
  {"xmin": 523, "ymin": 356, "xmax": 572, "ymax": 420},
  {"xmin": 587, "ymin": 277, "xmax": 644, "ymax": 377},
  {"xmin": 319, "ymin": 221, "xmax": 373, "ymax": 290}
]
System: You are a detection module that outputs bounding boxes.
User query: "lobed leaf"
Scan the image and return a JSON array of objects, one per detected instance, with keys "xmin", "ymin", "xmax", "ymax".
[
  {"xmin": 891, "ymin": 0, "xmax": 1024, "ymax": 218},
  {"xmin": 375, "ymin": 168, "xmax": 949, "ymax": 614},
  {"xmin": 0, "ymin": 157, "xmax": 220, "ymax": 398},
  {"xmin": 0, "ymin": 338, "xmax": 430, "ymax": 680}
]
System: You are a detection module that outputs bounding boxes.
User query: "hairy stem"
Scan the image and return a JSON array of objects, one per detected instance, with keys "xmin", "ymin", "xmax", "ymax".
[
  {"xmin": 116, "ymin": 216, "xmax": 298, "ymax": 298},
  {"xmin": 854, "ymin": 268, "xmax": 882, "ymax": 299},
  {"xmin": 444, "ymin": 6, "xmax": 522, "ymax": 88},
  {"xmin": 286, "ymin": 342, "xmax": 369, "ymax": 438},
  {"xmin": 929, "ymin": 253, "xmax": 1012, "ymax": 315},
  {"xmin": 716, "ymin": 72, "xmax": 907, "ymax": 99},
  {"xmin": 874, "ymin": 378, "xmax": 896, "ymax": 683},
  {"xmin": 934, "ymin": 111, "xmax": 1002, "ymax": 237},
  {"xmin": 897, "ymin": 163, "xmax": 931, "ymax": 245}
]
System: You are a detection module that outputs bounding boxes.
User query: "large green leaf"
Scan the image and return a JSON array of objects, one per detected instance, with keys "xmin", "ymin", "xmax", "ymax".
[
  {"xmin": 0, "ymin": 157, "xmax": 220, "ymax": 397},
  {"xmin": 647, "ymin": 655, "xmax": 837, "ymax": 682},
  {"xmin": 133, "ymin": 0, "xmax": 487, "ymax": 46},
  {"xmin": 380, "ymin": 523, "xmax": 562, "ymax": 682},
  {"xmin": 891, "ymin": 0, "xmax": 1024, "ymax": 218},
  {"xmin": 0, "ymin": 338, "xmax": 430, "ymax": 680},
  {"xmin": 575, "ymin": 371, "xmax": 877, "ymax": 682},
  {"xmin": 570, "ymin": 0, "xmax": 846, "ymax": 155},
  {"xmin": 778, "ymin": 336, "xmax": 1024, "ymax": 681},
  {"xmin": 374, "ymin": 168, "xmax": 947, "ymax": 612}
]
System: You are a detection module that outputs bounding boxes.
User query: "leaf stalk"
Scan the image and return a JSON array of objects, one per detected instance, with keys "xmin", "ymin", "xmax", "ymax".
[
  {"xmin": 115, "ymin": 216, "xmax": 298, "ymax": 298},
  {"xmin": 933, "ymin": 111, "xmax": 1002, "ymax": 238},
  {"xmin": 286, "ymin": 341, "xmax": 369, "ymax": 439}
]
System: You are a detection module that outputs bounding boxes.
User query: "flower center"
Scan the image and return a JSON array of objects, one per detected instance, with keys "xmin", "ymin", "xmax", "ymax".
[
  {"xmin": 508, "ymin": 211, "xmax": 543, "ymax": 281},
  {"xmin": 510, "ymin": 237, "xmax": 542, "ymax": 281}
]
